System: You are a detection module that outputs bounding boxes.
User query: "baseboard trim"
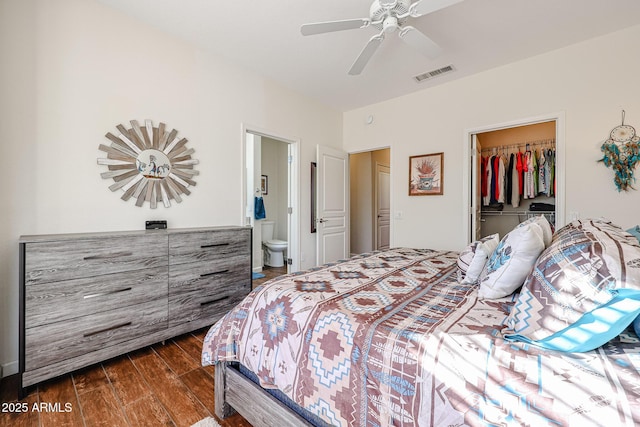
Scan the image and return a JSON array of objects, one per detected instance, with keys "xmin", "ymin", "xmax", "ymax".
[{"xmin": 1, "ymin": 360, "xmax": 19, "ymax": 378}]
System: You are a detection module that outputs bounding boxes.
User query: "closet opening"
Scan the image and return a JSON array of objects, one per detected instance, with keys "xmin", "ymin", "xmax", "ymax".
[{"xmin": 463, "ymin": 113, "xmax": 565, "ymax": 244}]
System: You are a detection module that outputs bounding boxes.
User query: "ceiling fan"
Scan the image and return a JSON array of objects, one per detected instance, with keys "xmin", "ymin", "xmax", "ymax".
[{"xmin": 301, "ymin": 0, "xmax": 463, "ymax": 75}]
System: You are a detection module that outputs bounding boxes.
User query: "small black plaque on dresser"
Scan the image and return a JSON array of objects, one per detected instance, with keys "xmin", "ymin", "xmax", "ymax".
[{"xmin": 146, "ymin": 220, "xmax": 167, "ymax": 230}]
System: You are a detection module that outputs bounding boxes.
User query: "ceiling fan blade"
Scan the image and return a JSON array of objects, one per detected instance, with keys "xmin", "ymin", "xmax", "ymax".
[
  {"xmin": 409, "ymin": 0, "xmax": 463, "ymax": 17},
  {"xmin": 301, "ymin": 18, "xmax": 370, "ymax": 36},
  {"xmin": 349, "ymin": 34, "xmax": 385, "ymax": 75},
  {"xmin": 398, "ymin": 26, "xmax": 441, "ymax": 59}
]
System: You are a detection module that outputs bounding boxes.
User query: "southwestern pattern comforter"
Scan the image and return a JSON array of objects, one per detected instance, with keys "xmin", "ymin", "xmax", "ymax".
[{"xmin": 202, "ymin": 248, "xmax": 640, "ymax": 426}]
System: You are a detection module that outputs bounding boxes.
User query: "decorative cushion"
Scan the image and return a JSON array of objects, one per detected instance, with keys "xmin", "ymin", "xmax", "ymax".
[
  {"xmin": 477, "ymin": 222, "xmax": 545, "ymax": 299},
  {"xmin": 456, "ymin": 234, "xmax": 499, "ymax": 282},
  {"xmin": 627, "ymin": 225, "xmax": 640, "ymax": 243},
  {"xmin": 635, "ymin": 314, "xmax": 640, "ymax": 339},
  {"xmin": 505, "ymin": 288, "xmax": 640, "ymax": 352},
  {"xmin": 460, "ymin": 234, "xmax": 499, "ymax": 285},
  {"xmin": 518, "ymin": 215, "xmax": 553, "ymax": 247},
  {"xmin": 503, "ymin": 219, "xmax": 640, "ymax": 343}
]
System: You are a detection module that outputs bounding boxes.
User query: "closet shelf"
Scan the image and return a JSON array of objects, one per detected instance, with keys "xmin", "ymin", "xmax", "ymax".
[{"xmin": 481, "ymin": 210, "xmax": 554, "ymax": 216}]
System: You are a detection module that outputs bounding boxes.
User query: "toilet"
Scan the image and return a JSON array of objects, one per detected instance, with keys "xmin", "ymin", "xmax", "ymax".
[{"xmin": 261, "ymin": 220, "xmax": 287, "ymax": 267}]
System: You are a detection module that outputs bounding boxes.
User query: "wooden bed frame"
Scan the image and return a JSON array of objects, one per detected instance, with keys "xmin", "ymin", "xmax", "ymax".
[{"xmin": 215, "ymin": 362, "xmax": 313, "ymax": 426}]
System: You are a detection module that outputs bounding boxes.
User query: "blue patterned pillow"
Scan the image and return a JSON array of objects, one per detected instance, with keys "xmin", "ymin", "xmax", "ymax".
[
  {"xmin": 627, "ymin": 225, "xmax": 640, "ymax": 243},
  {"xmin": 505, "ymin": 288, "xmax": 640, "ymax": 352},
  {"xmin": 504, "ymin": 219, "xmax": 640, "ymax": 343}
]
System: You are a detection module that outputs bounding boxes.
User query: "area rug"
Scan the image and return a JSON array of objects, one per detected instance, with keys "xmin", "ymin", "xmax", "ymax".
[{"xmin": 191, "ymin": 417, "xmax": 221, "ymax": 427}]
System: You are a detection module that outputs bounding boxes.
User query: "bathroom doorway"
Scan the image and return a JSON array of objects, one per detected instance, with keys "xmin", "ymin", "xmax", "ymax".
[{"xmin": 243, "ymin": 127, "xmax": 299, "ymax": 276}]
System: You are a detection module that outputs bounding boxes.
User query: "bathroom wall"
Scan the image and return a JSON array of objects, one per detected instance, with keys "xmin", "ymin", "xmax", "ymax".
[{"xmin": 261, "ymin": 137, "xmax": 289, "ymax": 241}]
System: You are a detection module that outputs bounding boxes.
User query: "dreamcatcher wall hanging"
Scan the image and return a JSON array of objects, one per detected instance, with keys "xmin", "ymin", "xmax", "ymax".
[{"xmin": 598, "ymin": 110, "xmax": 640, "ymax": 191}]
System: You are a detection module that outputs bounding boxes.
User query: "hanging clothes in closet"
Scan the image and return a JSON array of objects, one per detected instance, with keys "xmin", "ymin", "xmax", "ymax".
[
  {"xmin": 482, "ymin": 151, "xmax": 506, "ymax": 208},
  {"xmin": 481, "ymin": 141, "xmax": 556, "ymax": 208}
]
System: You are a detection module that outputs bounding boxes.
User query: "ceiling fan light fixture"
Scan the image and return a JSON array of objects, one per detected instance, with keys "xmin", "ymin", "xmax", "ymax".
[{"xmin": 382, "ymin": 16, "xmax": 399, "ymax": 33}]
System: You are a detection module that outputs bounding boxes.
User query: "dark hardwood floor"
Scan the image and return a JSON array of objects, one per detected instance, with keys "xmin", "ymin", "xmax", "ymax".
[
  {"xmin": 0, "ymin": 266, "xmax": 287, "ymax": 427},
  {"xmin": 253, "ymin": 265, "xmax": 287, "ymax": 289}
]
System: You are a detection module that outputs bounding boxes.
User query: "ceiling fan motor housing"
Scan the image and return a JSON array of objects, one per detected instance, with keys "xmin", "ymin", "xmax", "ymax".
[{"xmin": 371, "ymin": 0, "xmax": 411, "ymax": 30}]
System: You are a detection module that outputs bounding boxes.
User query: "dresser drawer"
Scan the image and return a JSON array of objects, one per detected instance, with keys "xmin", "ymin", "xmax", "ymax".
[
  {"xmin": 24, "ymin": 233, "xmax": 168, "ymax": 285},
  {"xmin": 168, "ymin": 255, "xmax": 250, "ymax": 326},
  {"xmin": 25, "ymin": 299, "xmax": 167, "ymax": 370},
  {"xmin": 25, "ymin": 266, "xmax": 168, "ymax": 328},
  {"xmin": 169, "ymin": 229, "xmax": 250, "ymax": 266},
  {"xmin": 169, "ymin": 255, "xmax": 250, "ymax": 295},
  {"xmin": 168, "ymin": 286, "xmax": 245, "ymax": 327}
]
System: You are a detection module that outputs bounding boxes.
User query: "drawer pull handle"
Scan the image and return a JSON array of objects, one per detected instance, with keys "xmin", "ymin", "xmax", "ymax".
[
  {"xmin": 83, "ymin": 251, "xmax": 133, "ymax": 260},
  {"xmin": 201, "ymin": 243, "xmax": 229, "ymax": 249},
  {"xmin": 83, "ymin": 287, "xmax": 133, "ymax": 299},
  {"xmin": 200, "ymin": 269, "xmax": 229, "ymax": 277},
  {"xmin": 83, "ymin": 321, "xmax": 132, "ymax": 337},
  {"xmin": 200, "ymin": 296, "xmax": 230, "ymax": 306}
]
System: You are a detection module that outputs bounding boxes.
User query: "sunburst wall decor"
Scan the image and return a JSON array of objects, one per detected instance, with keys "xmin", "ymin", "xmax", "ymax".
[{"xmin": 97, "ymin": 120, "xmax": 199, "ymax": 208}]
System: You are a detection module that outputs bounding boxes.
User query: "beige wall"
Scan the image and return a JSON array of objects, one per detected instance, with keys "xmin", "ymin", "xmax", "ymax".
[
  {"xmin": 0, "ymin": 0, "xmax": 342, "ymax": 376},
  {"xmin": 344, "ymin": 24, "xmax": 640, "ymax": 251}
]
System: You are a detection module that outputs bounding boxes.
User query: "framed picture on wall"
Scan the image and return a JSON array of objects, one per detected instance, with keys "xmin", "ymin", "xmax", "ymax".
[
  {"xmin": 409, "ymin": 152, "xmax": 443, "ymax": 196},
  {"xmin": 261, "ymin": 175, "xmax": 268, "ymax": 195}
]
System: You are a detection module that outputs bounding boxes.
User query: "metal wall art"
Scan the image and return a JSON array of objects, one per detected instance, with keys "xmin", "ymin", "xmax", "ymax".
[
  {"xmin": 598, "ymin": 111, "xmax": 640, "ymax": 192},
  {"xmin": 97, "ymin": 120, "xmax": 199, "ymax": 207}
]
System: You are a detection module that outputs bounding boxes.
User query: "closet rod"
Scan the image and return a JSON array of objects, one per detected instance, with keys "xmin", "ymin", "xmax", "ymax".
[
  {"xmin": 481, "ymin": 210, "xmax": 555, "ymax": 216},
  {"xmin": 481, "ymin": 138, "xmax": 555, "ymax": 153}
]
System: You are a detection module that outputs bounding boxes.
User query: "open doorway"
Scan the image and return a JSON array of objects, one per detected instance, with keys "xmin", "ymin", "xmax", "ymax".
[
  {"xmin": 463, "ymin": 113, "xmax": 565, "ymax": 244},
  {"xmin": 243, "ymin": 128, "xmax": 299, "ymax": 277},
  {"xmin": 349, "ymin": 148, "xmax": 391, "ymax": 255}
]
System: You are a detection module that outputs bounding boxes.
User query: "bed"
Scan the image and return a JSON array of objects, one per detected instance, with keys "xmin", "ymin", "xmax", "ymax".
[{"xmin": 202, "ymin": 218, "xmax": 640, "ymax": 426}]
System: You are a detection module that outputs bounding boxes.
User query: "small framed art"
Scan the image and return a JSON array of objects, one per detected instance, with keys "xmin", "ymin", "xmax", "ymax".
[
  {"xmin": 261, "ymin": 175, "xmax": 269, "ymax": 195},
  {"xmin": 409, "ymin": 152, "xmax": 443, "ymax": 196}
]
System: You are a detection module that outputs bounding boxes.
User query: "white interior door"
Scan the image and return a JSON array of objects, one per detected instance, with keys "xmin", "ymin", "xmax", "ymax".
[
  {"xmin": 316, "ymin": 145, "xmax": 349, "ymax": 264},
  {"xmin": 375, "ymin": 163, "xmax": 390, "ymax": 250},
  {"xmin": 471, "ymin": 134, "xmax": 482, "ymax": 241}
]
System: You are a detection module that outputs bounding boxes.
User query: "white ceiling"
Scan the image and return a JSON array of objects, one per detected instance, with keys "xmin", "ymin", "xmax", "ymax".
[{"xmin": 95, "ymin": 0, "xmax": 640, "ymax": 112}]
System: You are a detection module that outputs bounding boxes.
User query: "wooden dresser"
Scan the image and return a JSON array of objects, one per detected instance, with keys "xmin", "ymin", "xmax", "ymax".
[{"xmin": 19, "ymin": 226, "xmax": 251, "ymax": 393}]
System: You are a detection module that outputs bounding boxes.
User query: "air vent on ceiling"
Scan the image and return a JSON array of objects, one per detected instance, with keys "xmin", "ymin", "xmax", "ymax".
[{"xmin": 414, "ymin": 65, "xmax": 455, "ymax": 83}]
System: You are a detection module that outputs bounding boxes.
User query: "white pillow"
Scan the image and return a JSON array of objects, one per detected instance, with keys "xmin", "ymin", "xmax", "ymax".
[
  {"xmin": 456, "ymin": 242, "xmax": 478, "ymax": 282},
  {"xmin": 456, "ymin": 234, "xmax": 499, "ymax": 282},
  {"xmin": 478, "ymin": 222, "xmax": 545, "ymax": 299},
  {"xmin": 460, "ymin": 234, "xmax": 499, "ymax": 284},
  {"xmin": 517, "ymin": 215, "xmax": 553, "ymax": 247}
]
